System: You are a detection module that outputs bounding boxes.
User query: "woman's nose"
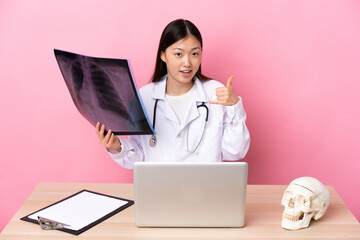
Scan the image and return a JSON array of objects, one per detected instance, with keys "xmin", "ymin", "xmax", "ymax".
[{"xmin": 183, "ymin": 56, "xmax": 191, "ymax": 66}]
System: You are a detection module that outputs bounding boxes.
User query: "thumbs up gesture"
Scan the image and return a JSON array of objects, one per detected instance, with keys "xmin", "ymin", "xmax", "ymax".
[{"xmin": 209, "ymin": 76, "xmax": 240, "ymax": 106}]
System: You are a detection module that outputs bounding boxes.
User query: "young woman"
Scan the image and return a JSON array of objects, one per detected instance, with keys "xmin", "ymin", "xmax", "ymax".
[{"xmin": 95, "ymin": 19, "xmax": 250, "ymax": 169}]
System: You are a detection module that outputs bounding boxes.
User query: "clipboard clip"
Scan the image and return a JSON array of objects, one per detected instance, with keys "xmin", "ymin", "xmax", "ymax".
[{"xmin": 37, "ymin": 216, "xmax": 71, "ymax": 230}]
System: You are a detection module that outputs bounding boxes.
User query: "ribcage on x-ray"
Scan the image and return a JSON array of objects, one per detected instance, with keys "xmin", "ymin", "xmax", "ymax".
[
  {"xmin": 55, "ymin": 49, "xmax": 154, "ymax": 135},
  {"xmin": 90, "ymin": 63, "xmax": 130, "ymax": 120}
]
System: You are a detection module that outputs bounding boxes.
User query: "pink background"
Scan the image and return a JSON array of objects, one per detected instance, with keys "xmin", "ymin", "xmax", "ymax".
[{"xmin": 1, "ymin": 0, "xmax": 359, "ymax": 231}]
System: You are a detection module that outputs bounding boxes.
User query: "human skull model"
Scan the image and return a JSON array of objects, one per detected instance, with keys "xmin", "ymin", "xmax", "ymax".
[{"xmin": 281, "ymin": 177, "xmax": 330, "ymax": 230}]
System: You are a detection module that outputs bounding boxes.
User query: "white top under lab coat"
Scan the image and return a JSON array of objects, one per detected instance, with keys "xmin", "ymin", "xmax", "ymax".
[{"xmin": 109, "ymin": 75, "xmax": 250, "ymax": 169}]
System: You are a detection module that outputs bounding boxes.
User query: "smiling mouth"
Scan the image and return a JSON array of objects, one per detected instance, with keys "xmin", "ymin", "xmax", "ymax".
[{"xmin": 180, "ymin": 70, "xmax": 192, "ymax": 73}]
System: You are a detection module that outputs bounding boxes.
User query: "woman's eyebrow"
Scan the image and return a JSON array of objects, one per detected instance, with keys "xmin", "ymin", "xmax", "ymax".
[{"xmin": 171, "ymin": 47, "xmax": 201, "ymax": 51}]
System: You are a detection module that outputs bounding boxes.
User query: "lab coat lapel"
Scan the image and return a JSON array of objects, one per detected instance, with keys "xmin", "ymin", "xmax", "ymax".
[
  {"xmin": 182, "ymin": 101, "xmax": 200, "ymax": 129},
  {"xmin": 181, "ymin": 78, "xmax": 208, "ymax": 131},
  {"xmin": 152, "ymin": 76, "xmax": 179, "ymax": 124},
  {"xmin": 162, "ymin": 101, "xmax": 179, "ymax": 123}
]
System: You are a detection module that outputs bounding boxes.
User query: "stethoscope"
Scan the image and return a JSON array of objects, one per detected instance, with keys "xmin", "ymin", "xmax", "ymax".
[{"xmin": 149, "ymin": 99, "xmax": 209, "ymax": 153}]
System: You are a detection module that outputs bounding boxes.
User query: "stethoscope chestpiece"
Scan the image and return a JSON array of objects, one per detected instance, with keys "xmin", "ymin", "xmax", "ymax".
[{"xmin": 149, "ymin": 135, "xmax": 157, "ymax": 147}]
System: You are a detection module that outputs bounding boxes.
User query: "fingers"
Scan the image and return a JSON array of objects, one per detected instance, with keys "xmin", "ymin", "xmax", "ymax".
[
  {"xmin": 103, "ymin": 128, "xmax": 112, "ymax": 143},
  {"xmin": 95, "ymin": 122, "xmax": 121, "ymax": 151},
  {"xmin": 95, "ymin": 122, "xmax": 106, "ymax": 140},
  {"xmin": 96, "ymin": 122, "xmax": 110, "ymax": 143},
  {"xmin": 209, "ymin": 75, "xmax": 238, "ymax": 106},
  {"xmin": 226, "ymin": 75, "xmax": 234, "ymax": 88},
  {"xmin": 95, "ymin": 122, "xmax": 101, "ymax": 134},
  {"xmin": 215, "ymin": 87, "xmax": 229, "ymax": 97},
  {"xmin": 208, "ymin": 86, "xmax": 229, "ymax": 105},
  {"xmin": 209, "ymin": 94, "xmax": 229, "ymax": 105},
  {"xmin": 101, "ymin": 128, "xmax": 116, "ymax": 148},
  {"xmin": 109, "ymin": 132, "xmax": 115, "ymax": 145},
  {"xmin": 99, "ymin": 124, "xmax": 106, "ymax": 138},
  {"xmin": 209, "ymin": 89, "xmax": 227, "ymax": 105},
  {"xmin": 208, "ymin": 100, "xmax": 225, "ymax": 105}
]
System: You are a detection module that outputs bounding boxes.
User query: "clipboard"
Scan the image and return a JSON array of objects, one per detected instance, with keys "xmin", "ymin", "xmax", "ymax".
[{"xmin": 21, "ymin": 189, "xmax": 134, "ymax": 235}]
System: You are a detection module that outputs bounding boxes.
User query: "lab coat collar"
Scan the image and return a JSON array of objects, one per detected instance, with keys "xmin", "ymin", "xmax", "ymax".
[
  {"xmin": 152, "ymin": 74, "xmax": 209, "ymax": 103},
  {"xmin": 183, "ymin": 79, "xmax": 209, "ymax": 129},
  {"xmin": 152, "ymin": 75, "xmax": 167, "ymax": 100},
  {"xmin": 193, "ymin": 77, "xmax": 208, "ymax": 103},
  {"xmin": 151, "ymin": 75, "xmax": 210, "ymax": 132}
]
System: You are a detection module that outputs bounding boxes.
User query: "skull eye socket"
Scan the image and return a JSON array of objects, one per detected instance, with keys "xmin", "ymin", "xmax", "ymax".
[
  {"xmin": 283, "ymin": 191, "xmax": 293, "ymax": 201},
  {"xmin": 298, "ymin": 196, "xmax": 311, "ymax": 208}
]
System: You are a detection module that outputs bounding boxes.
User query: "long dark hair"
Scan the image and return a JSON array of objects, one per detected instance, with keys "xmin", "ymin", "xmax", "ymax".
[{"xmin": 151, "ymin": 19, "xmax": 210, "ymax": 83}]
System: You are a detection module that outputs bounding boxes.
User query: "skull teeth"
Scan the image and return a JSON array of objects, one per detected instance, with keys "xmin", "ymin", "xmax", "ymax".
[{"xmin": 282, "ymin": 212, "xmax": 304, "ymax": 221}]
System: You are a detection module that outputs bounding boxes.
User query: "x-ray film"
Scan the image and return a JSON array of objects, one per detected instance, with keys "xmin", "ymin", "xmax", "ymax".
[{"xmin": 54, "ymin": 49, "xmax": 155, "ymax": 135}]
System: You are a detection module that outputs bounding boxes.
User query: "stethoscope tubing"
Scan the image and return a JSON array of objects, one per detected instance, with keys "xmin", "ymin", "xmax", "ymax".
[{"xmin": 149, "ymin": 99, "xmax": 209, "ymax": 152}]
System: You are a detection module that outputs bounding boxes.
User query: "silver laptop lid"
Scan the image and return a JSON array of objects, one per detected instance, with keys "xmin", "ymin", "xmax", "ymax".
[{"xmin": 134, "ymin": 162, "xmax": 248, "ymax": 227}]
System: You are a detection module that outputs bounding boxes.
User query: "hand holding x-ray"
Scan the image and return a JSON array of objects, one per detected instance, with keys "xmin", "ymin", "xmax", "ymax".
[{"xmin": 95, "ymin": 122, "xmax": 122, "ymax": 152}]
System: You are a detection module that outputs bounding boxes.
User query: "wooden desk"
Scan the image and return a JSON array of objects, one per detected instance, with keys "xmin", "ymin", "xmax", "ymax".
[{"xmin": 1, "ymin": 183, "xmax": 359, "ymax": 239}]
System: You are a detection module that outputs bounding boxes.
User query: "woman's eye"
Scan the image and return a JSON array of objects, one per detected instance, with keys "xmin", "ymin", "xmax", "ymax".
[
  {"xmin": 175, "ymin": 53, "xmax": 182, "ymax": 57},
  {"xmin": 192, "ymin": 52, "xmax": 199, "ymax": 56}
]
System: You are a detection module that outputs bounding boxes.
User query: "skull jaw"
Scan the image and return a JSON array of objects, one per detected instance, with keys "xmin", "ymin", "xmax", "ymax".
[{"xmin": 281, "ymin": 212, "xmax": 315, "ymax": 230}]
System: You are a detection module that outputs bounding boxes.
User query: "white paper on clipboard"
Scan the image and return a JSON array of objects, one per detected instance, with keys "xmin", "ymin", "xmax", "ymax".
[{"xmin": 27, "ymin": 190, "xmax": 130, "ymax": 231}]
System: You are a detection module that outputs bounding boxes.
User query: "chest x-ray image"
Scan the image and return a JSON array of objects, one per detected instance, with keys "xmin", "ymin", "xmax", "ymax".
[{"xmin": 54, "ymin": 49, "xmax": 154, "ymax": 135}]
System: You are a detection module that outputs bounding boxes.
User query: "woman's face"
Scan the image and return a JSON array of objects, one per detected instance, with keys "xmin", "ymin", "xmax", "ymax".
[{"xmin": 161, "ymin": 35, "xmax": 202, "ymax": 90}]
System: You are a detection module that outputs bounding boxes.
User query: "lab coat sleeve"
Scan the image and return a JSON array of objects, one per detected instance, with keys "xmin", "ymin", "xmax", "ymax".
[
  {"xmin": 107, "ymin": 135, "xmax": 144, "ymax": 169},
  {"xmin": 221, "ymin": 97, "xmax": 250, "ymax": 160}
]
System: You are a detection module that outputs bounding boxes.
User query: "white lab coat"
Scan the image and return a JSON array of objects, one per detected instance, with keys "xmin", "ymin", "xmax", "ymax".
[{"xmin": 109, "ymin": 75, "xmax": 250, "ymax": 169}]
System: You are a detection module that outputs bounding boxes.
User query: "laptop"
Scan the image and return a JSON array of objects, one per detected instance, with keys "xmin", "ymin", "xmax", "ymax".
[{"xmin": 133, "ymin": 162, "xmax": 248, "ymax": 227}]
